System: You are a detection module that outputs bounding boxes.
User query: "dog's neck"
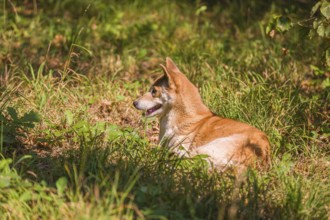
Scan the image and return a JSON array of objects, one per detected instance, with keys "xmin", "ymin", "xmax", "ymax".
[{"xmin": 158, "ymin": 103, "xmax": 212, "ymax": 148}]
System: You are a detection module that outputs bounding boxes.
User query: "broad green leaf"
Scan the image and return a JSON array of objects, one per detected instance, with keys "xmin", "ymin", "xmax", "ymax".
[
  {"xmin": 94, "ymin": 121, "xmax": 106, "ymax": 132},
  {"xmin": 21, "ymin": 111, "xmax": 41, "ymax": 124},
  {"xmin": 276, "ymin": 16, "xmax": 292, "ymax": 32},
  {"xmin": 116, "ymin": 95, "xmax": 125, "ymax": 101},
  {"xmin": 313, "ymin": 20, "xmax": 321, "ymax": 29},
  {"xmin": 193, "ymin": 154, "xmax": 210, "ymax": 159},
  {"xmin": 64, "ymin": 110, "xmax": 74, "ymax": 126},
  {"xmin": 311, "ymin": 1, "xmax": 321, "ymax": 17},
  {"xmin": 73, "ymin": 120, "xmax": 89, "ymax": 129},
  {"xmin": 56, "ymin": 177, "xmax": 68, "ymax": 196},
  {"xmin": 138, "ymin": 49, "xmax": 147, "ymax": 58},
  {"xmin": 7, "ymin": 107, "xmax": 18, "ymax": 121},
  {"xmin": 19, "ymin": 191, "xmax": 33, "ymax": 202},
  {"xmin": 326, "ymin": 49, "xmax": 330, "ymax": 67},
  {"xmin": 195, "ymin": 5, "xmax": 207, "ymax": 16},
  {"xmin": 317, "ymin": 23, "xmax": 326, "ymax": 37},
  {"xmin": 0, "ymin": 158, "xmax": 12, "ymax": 170},
  {"xmin": 321, "ymin": 77, "xmax": 330, "ymax": 88},
  {"xmin": 325, "ymin": 25, "xmax": 330, "ymax": 37},
  {"xmin": 53, "ymin": 130, "xmax": 63, "ymax": 137},
  {"xmin": 0, "ymin": 176, "xmax": 11, "ymax": 188},
  {"xmin": 265, "ymin": 25, "xmax": 272, "ymax": 35},
  {"xmin": 320, "ymin": 1, "xmax": 330, "ymax": 19},
  {"xmin": 105, "ymin": 124, "xmax": 123, "ymax": 140}
]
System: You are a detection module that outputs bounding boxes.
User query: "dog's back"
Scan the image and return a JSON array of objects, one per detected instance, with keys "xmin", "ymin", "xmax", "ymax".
[{"xmin": 191, "ymin": 116, "xmax": 270, "ymax": 169}]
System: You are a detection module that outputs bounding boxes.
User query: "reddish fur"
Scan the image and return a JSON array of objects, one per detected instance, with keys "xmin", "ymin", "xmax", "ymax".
[
  {"xmin": 136, "ymin": 58, "xmax": 270, "ymax": 168},
  {"xmin": 162, "ymin": 58, "xmax": 269, "ymax": 167}
]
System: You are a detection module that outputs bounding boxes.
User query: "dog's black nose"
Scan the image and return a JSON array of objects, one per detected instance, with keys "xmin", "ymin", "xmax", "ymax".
[{"xmin": 133, "ymin": 101, "xmax": 138, "ymax": 108}]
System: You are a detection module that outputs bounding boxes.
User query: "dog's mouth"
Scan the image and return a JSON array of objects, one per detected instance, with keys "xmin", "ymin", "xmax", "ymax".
[{"xmin": 145, "ymin": 104, "xmax": 162, "ymax": 116}]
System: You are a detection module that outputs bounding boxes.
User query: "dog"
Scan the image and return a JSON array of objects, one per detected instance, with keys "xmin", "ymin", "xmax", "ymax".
[{"xmin": 133, "ymin": 57, "xmax": 270, "ymax": 170}]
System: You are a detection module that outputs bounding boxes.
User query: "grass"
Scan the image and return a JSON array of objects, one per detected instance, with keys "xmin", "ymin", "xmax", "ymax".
[{"xmin": 0, "ymin": 0, "xmax": 329, "ymax": 219}]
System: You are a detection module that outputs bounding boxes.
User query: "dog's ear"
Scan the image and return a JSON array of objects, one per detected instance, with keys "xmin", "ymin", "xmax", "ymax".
[
  {"xmin": 165, "ymin": 57, "xmax": 181, "ymax": 74},
  {"xmin": 160, "ymin": 57, "xmax": 181, "ymax": 89},
  {"xmin": 160, "ymin": 64, "xmax": 174, "ymax": 88}
]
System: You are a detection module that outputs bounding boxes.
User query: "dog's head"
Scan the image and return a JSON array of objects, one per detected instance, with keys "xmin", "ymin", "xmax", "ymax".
[{"xmin": 133, "ymin": 57, "xmax": 192, "ymax": 118}]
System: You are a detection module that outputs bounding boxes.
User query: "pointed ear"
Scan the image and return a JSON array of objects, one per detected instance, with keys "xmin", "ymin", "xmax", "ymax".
[
  {"xmin": 160, "ymin": 64, "xmax": 175, "ymax": 88},
  {"xmin": 160, "ymin": 58, "xmax": 182, "ymax": 89},
  {"xmin": 166, "ymin": 57, "xmax": 181, "ymax": 74}
]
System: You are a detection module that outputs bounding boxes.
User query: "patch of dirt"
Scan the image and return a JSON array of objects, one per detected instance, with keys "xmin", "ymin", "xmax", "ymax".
[
  {"xmin": 294, "ymin": 157, "xmax": 330, "ymax": 180},
  {"xmin": 88, "ymin": 99, "xmax": 159, "ymax": 144}
]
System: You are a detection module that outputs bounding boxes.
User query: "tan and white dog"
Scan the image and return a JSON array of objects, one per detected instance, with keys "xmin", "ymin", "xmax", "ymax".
[{"xmin": 133, "ymin": 58, "xmax": 270, "ymax": 170}]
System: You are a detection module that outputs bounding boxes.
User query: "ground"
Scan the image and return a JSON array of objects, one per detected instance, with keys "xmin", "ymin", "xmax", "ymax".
[{"xmin": 0, "ymin": 0, "xmax": 329, "ymax": 219}]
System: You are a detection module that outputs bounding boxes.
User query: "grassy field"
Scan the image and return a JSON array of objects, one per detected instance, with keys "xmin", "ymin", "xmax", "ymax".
[{"xmin": 0, "ymin": 0, "xmax": 329, "ymax": 219}]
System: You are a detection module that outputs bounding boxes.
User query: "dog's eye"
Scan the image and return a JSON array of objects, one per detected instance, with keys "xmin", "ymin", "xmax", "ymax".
[{"xmin": 151, "ymin": 88, "xmax": 157, "ymax": 95}]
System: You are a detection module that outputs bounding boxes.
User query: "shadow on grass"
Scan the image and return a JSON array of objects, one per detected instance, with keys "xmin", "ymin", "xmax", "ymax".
[{"xmin": 4, "ymin": 135, "xmax": 252, "ymax": 219}]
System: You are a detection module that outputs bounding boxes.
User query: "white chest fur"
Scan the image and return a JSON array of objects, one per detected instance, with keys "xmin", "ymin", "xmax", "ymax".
[{"xmin": 159, "ymin": 113, "xmax": 191, "ymax": 155}]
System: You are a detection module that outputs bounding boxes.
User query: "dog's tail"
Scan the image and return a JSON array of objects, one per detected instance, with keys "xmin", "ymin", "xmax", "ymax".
[{"xmin": 248, "ymin": 133, "xmax": 271, "ymax": 168}]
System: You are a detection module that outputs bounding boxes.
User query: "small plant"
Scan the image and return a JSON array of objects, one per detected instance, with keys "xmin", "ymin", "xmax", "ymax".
[
  {"xmin": 310, "ymin": 0, "xmax": 330, "ymax": 39},
  {"xmin": 0, "ymin": 107, "xmax": 40, "ymax": 144},
  {"xmin": 266, "ymin": 0, "xmax": 330, "ymax": 66},
  {"xmin": 0, "ymin": 88, "xmax": 40, "ymax": 149}
]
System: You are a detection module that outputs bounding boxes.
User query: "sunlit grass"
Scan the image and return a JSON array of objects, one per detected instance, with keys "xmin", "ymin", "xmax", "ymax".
[{"xmin": 0, "ymin": 0, "xmax": 329, "ymax": 219}]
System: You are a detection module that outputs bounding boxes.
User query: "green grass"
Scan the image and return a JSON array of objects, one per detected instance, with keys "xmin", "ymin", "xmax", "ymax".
[{"xmin": 0, "ymin": 0, "xmax": 329, "ymax": 219}]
